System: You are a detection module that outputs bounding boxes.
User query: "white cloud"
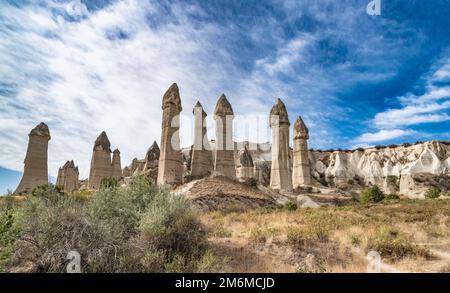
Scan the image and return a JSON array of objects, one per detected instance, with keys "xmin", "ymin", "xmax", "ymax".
[
  {"xmin": 0, "ymin": 0, "xmax": 247, "ymax": 178},
  {"xmin": 355, "ymin": 129, "xmax": 416, "ymax": 144}
]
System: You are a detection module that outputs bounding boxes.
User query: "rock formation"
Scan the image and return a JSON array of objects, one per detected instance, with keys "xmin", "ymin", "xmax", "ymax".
[
  {"xmin": 143, "ymin": 141, "xmax": 160, "ymax": 180},
  {"xmin": 15, "ymin": 122, "xmax": 51, "ymax": 194},
  {"xmin": 88, "ymin": 131, "xmax": 112, "ymax": 189},
  {"xmin": 236, "ymin": 146, "xmax": 254, "ymax": 182},
  {"xmin": 213, "ymin": 94, "xmax": 236, "ymax": 178},
  {"xmin": 191, "ymin": 101, "xmax": 213, "ymax": 178},
  {"xmin": 111, "ymin": 149, "xmax": 122, "ymax": 181},
  {"xmin": 56, "ymin": 160, "xmax": 79, "ymax": 193},
  {"xmin": 311, "ymin": 141, "xmax": 450, "ymax": 198},
  {"xmin": 269, "ymin": 98, "xmax": 292, "ymax": 191},
  {"xmin": 292, "ymin": 116, "xmax": 311, "ymax": 188},
  {"xmin": 157, "ymin": 83, "xmax": 183, "ymax": 185}
]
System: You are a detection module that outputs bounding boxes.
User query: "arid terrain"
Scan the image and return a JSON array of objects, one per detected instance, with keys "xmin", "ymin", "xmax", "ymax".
[{"xmin": 200, "ymin": 197, "xmax": 450, "ymax": 273}]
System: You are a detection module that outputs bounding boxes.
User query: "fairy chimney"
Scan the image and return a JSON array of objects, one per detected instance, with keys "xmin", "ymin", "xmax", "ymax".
[
  {"xmin": 56, "ymin": 160, "xmax": 79, "ymax": 193},
  {"xmin": 88, "ymin": 131, "xmax": 112, "ymax": 189},
  {"xmin": 157, "ymin": 83, "xmax": 183, "ymax": 185},
  {"xmin": 236, "ymin": 146, "xmax": 254, "ymax": 182},
  {"xmin": 213, "ymin": 94, "xmax": 236, "ymax": 178},
  {"xmin": 15, "ymin": 122, "xmax": 51, "ymax": 194},
  {"xmin": 191, "ymin": 101, "xmax": 213, "ymax": 178},
  {"xmin": 111, "ymin": 149, "xmax": 122, "ymax": 181},
  {"xmin": 269, "ymin": 98, "xmax": 292, "ymax": 191},
  {"xmin": 292, "ymin": 116, "xmax": 311, "ymax": 187}
]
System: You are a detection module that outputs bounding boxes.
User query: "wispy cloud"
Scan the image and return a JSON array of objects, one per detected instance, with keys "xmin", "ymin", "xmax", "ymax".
[{"xmin": 355, "ymin": 129, "xmax": 416, "ymax": 144}]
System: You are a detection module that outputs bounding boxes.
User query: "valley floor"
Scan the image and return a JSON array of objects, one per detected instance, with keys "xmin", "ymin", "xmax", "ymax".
[{"xmin": 201, "ymin": 199, "xmax": 450, "ymax": 273}]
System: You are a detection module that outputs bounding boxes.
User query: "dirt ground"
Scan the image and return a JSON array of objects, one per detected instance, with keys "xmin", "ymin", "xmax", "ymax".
[{"xmin": 200, "ymin": 199, "xmax": 450, "ymax": 273}]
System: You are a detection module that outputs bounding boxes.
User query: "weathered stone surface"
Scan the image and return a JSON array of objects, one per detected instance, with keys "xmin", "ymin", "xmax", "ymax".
[
  {"xmin": 56, "ymin": 160, "xmax": 79, "ymax": 193},
  {"xmin": 111, "ymin": 149, "xmax": 122, "ymax": 181},
  {"xmin": 292, "ymin": 116, "xmax": 311, "ymax": 188},
  {"xmin": 15, "ymin": 122, "xmax": 51, "ymax": 194},
  {"xmin": 269, "ymin": 98, "xmax": 292, "ymax": 191},
  {"xmin": 88, "ymin": 131, "xmax": 112, "ymax": 189},
  {"xmin": 236, "ymin": 146, "xmax": 254, "ymax": 182},
  {"xmin": 191, "ymin": 101, "xmax": 213, "ymax": 179},
  {"xmin": 157, "ymin": 83, "xmax": 183, "ymax": 185},
  {"xmin": 213, "ymin": 94, "xmax": 236, "ymax": 178}
]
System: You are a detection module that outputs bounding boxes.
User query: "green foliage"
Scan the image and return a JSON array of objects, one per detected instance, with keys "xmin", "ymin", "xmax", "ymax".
[
  {"xmin": 31, "ymin": 184, "xmax": 63, "ymax": 198},
  {"xmin": 6, "ymin": 175, "xmax": 222, "ymax": 273},
  {"xmin": 385, "ymin": 194, "xmax": 400, "ymax": 200},
  {"xmin": 100, "ymin": 177, "xmax": 118, "ymax": 190},
  {"xmin": 0, "ymin": 207, "xmax": 22, "ymax": 272},
  {"xmin": 425, "ymin": 187, "xmax": 441, "ymax": 199},
  {"xmin": 282, "ymin": 201, "xmax": 298, "ymax": 211},
  {"xmin": 360, "ymin": 186, "xmax": 385, "ymax": 204},
  {"xmin": 244, "ymin": 177, "xmax": 258, "ymax": 188},
  {"xmin": 367, "ymin": 227, "xmax": 430, "ymax": 262}
]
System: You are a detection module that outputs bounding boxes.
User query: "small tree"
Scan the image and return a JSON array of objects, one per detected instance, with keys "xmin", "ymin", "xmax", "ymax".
[
  {"xmin": 425, "ymin": 187, "xmax": 441, "ymax": 199},
  {"xmin": 360, "ymin": 185, "xmax": 385, "ymax": 204}
]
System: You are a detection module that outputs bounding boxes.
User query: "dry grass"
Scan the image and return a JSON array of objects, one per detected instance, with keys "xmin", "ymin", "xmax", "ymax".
[{"xmin": 201, "ymin": 199, "xmax": 450, "ymax": 273}]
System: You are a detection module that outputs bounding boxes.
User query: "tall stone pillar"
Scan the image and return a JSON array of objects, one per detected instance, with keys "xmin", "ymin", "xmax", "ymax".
[
  {"xmin": 88, "ymin": 131, "xmax": 112, "ymax": 189},
  {"xmin": 292, "ymin": 116, "xmax": 311, "ymax": 188},
  {"xmin": 15, "ymin": 122, "xmax": 51, "ymax": 194},
  {"xmin": 236, "ymin": 146, "xmax": 254, "ymax": 182},
  {"xmin": 56, "ymin": 160, "xmax": 79, "ymax": 193},
  {"xmin": 157, "ymin": 83, "xmax": 183, "ymax": 185},
  {"xmin": 111, "ymin": 149, "xmax": 122, "ymax": 181},
  {"xmin": 213, "ymin": 94, "xmax": 236, "ymax": 179},
  {"xmin": 269, "ymin": 98, "xmax": 292, "ymax": 191},
  {"xmin": 191, "ymin": 101, "xmax": 213, "ymax": 179}
]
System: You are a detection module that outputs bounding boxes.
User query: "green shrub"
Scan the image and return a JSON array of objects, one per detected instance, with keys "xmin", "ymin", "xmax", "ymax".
[
  {"xmin": 138, "ymin": 192, "xmax": 207, "ymax": 258},
  {"xmin": 367, "ymin": 227, "xmax": 430, "ymax": 262},
  {"xmin": 425, "ymin": 187, "xmax": 441, "ymax": 199},
  {"xmin": 283, "ymin": 201, "xmax": 298, "ymax": 211},
  {"xmin": 360, "ymin": 186, "xmax": 385, "ymax": 204},
  {"xmin": 6, "ymin": 174, "xmax": 220, "ymax": 273},
  {"xmin": 100, "ymin": 177, "xmax": 118, "ymax": 190},
  {"xmin": 0, "ymin": 207, "xmax": 22, "ymax": 272},
  {"xmin": 249, "ymin": 228, "xmax": 267, "ymax": 244},
  {"xmin": 385, "ymin": 194, "xmax": 400, "ymax": 200},
  {"xmin": 244, "ymin": 177, "xmax": 258, "ymax": 187},
  {"xmin": 31, "ymin": 184, "xmax": 63, "ymax": 198}
]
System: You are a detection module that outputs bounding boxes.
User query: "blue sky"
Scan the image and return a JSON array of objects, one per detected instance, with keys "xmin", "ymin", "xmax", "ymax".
[{"xmin": 1, "ymin": 0, "xmax": 450, "ymax": 194}]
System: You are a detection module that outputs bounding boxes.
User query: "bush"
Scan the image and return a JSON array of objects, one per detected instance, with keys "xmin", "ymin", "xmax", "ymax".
[
  {"xmin": 31, "ymin": 184, "xmax": 63, "ymax": 198},
  {"xmin": 0, "ymin": 207, "xmax": 22, "ymax": 272},
  {"xmin": 367, "ymin": 227, "xmax": 430, "ymax": 262},
  {"xmin": 425, "ymin": 187, "xmax": 441, "ymax": 199},
  {"xmin": 385, "ymin": 194, "xmax": 400, "ymax": 200},
  {"xmin": 283, "ymin": 201, "xmax": 298, "ymax": 211},
  {"xmin": 244, "ymin": 177, "xmax": 258, "ymax": 188},
  {"xmin": 100, "ymin": 177, "xmax": 118, "ymax": 189},
  {"xmin": 6, "ymin": 175, "xmax": 220, "ymax": 273},
  {"xmin": 249, "ymin": 228, "xmax": 267, "ymax": 244},
  {"xmin": 138, "ymin": 191, "xmax": 207, "ymax": 260},
  {"xmin": 360, "ymin": 186, "xmax": 385, "ymax": 204}
]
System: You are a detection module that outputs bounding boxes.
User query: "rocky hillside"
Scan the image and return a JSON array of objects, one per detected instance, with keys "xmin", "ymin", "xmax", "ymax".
[{"xmin": 181, "ymin": 140, "xmax": 450, "ymax": 198}]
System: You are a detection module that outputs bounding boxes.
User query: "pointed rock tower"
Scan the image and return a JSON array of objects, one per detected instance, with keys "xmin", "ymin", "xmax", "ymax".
[
  {"xmin": 15, "ymin": 122, "xmax": 51, "ymax": 194},
  {"xmin": 236, "ymin": 145, "xmax": 254, "ymax": 182},
  {"xmin": 111, "ymin": 149, "xmax": 122, "ymax": 181},
  {"xmin": 191, "ymin": 101, "xmax": 213, "ymax": 178},
  {"xmin": 292, "ymin": 116, "xmax": 311, "ymax": 187},
  {"xmin": 213, "ymin": 94, "xmax": 236, "ymax": 178},
  {"xmin": 88, "ymin": 131, "xmax": 112, "ymax": 189},
  {"xmin": 157, "ymin": 83, "xmax": 183, "ymax": 185},
  {"xmin": 56, "ymin": 160, "xmax": 79, "ymax": 193},
  {"xmin": 269, "ymin": 98, "xmax": 292, "ymax": 191},
  {"xmin": 144, "ymin": 141, "xmax": 160, "ymax": 170}
]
